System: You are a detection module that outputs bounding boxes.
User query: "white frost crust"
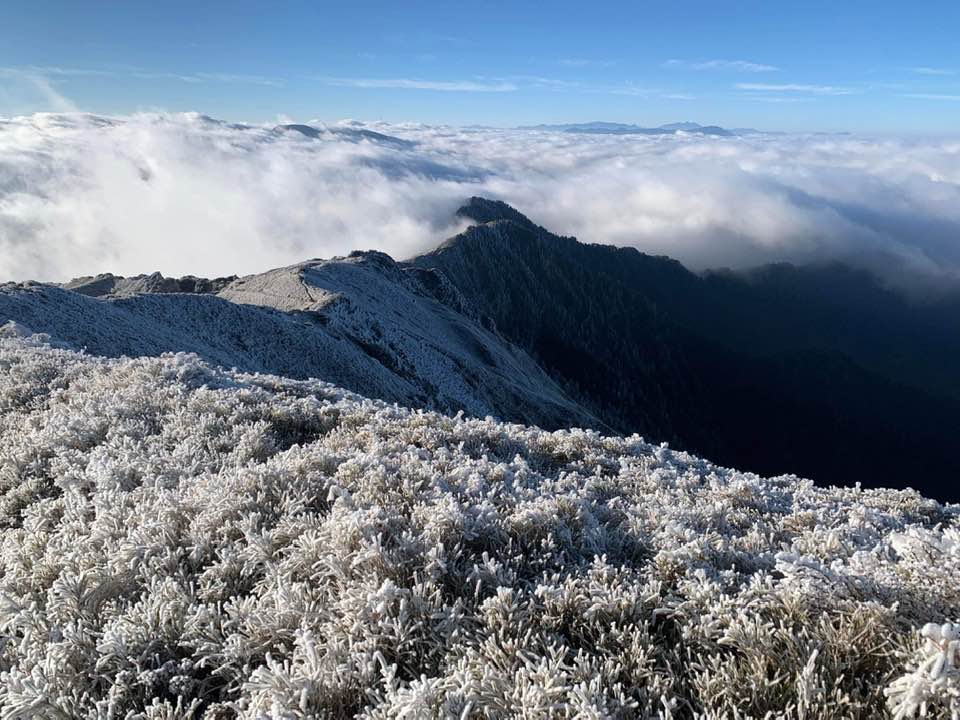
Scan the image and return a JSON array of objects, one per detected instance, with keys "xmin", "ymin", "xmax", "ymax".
[{"xmin": 0, "ymin": 338, "xmax": 956, "ymax": 718}]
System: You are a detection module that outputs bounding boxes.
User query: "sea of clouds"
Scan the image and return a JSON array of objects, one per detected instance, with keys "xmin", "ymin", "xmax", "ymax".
[{"xmin": 2, "ymin": 111, "xmax": 960, "ymax": 289}]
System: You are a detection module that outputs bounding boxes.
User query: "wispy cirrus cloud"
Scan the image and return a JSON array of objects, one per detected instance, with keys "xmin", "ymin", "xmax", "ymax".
[
  {"xmin": 558, "ymin": 58, "xmax": 616, "ymax": 68},
  {"xmin": 318, "ymin": 74, "xmax": 683, "ymax": 98},
  {"xmin": 599, "ymin": 84, "xmax": 656, "ymax": 97},
  {"xmin": 192, "ymin": 73, "xmax": 284, "ymax": 87},
  {"xmin": 0, "ymin": 68, "xmax": 79, "ymax": 114},
  {"xmin": 509, "ymin": 77, "xmax": 688, "ymax": 99},
  {"xmin": 506, "ymin": 76, "xmax": 584, "ymax": 91},
  {"xmin": 736, "ymin": 82, "xmax": 855, "ymax": 96},
  {"xmin": 666, "ymin": 59, "xmax": 779, "ymax": 73},
  {"xmin": 742, "ymin": 95, "xmax": 815, "ymax": 104},
  {"xmin": 317, "ymin": 76, "xmax": 517, "ymax": 92},
  {"xmin": 903, "ymin": 93, "xmax": 960, "ymax": 101},
  {"xmin": 910, "ymin": 67, "xmax": 956, "ymax": 76},
  {"xmin": 3, "ymin": 65, "xmax": 284, "ymax": 87}
]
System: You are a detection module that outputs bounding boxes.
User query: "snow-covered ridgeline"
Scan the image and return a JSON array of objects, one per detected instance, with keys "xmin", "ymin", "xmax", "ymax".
[
  {"xmin": 0, "ymin": 337, "xmax": 957, "ymax": 718},
  {"xmin": 0, "ymin": 248, "xmax": 596, "ymax": 434}
]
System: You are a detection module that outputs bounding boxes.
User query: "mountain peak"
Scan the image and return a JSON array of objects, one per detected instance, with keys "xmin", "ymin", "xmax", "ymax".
[
  {"xmin": 455, "ymin": 197, "xmax": 536, "ymax": 230},
  {"xmin": 63, "ymin": 271, "xmax": 235, "ymax": 298}
]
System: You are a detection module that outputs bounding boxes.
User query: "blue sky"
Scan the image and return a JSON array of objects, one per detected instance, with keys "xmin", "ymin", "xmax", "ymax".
[{"xmin": 2, "ymin": 0, "xmax": 959, "ymax": 131}]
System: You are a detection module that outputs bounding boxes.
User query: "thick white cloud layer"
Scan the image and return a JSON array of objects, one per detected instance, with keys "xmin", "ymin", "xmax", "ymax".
[{"xmin": 2, "ymin": 111, "xmax": 960, "ymax": 288}]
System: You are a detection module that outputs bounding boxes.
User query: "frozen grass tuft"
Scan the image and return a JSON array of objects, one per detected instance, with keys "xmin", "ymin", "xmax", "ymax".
[{"xmin": 0, "ymin": 337, "xmax": 956, "ymax": 718}]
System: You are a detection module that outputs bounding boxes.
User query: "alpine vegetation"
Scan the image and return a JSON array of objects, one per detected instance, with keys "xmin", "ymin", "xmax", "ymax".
[{"xmin": 0, "ymin": 336, "xmax": 957, "ymax": 718}]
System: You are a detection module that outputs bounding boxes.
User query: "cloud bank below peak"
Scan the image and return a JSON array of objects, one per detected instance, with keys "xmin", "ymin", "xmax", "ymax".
[{"xmin": 1, "ymin": 112, "xmax": 960, "ymax": 293}]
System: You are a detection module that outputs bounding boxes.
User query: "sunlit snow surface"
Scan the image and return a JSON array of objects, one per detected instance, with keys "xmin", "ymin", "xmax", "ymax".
[
  {"xmin": 0, "ymin": 336, "xmax": 957, "ymax": 717},
  {"xmin": 0, "ymin": 253, "xmax": 595, "ymax": 432}
]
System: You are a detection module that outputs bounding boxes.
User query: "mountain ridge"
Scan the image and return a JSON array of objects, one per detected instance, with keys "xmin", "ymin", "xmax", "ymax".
[
  {"xmin": 520, "ymin": 121, "xmax": 741, "ymax": 136},
  {"xmin": 3, "ymin": 197, "xmax": 959, "ymax": 499},
  {"xmin": 417, "ymin": 199, "xmax": 960, "ymax": 499},
  {"xmin": 1, "ymin": 250, "xmax": 600, "ymax": 432}
]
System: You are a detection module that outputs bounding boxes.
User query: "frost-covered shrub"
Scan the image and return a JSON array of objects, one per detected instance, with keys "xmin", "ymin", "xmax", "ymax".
[
  {"xmin": 0, "ymin": 337, "xmax": 957, "ymax": 718},
  {"xmin": 885, "ymin": 622, "xmax": 960, "ymax": 718}
]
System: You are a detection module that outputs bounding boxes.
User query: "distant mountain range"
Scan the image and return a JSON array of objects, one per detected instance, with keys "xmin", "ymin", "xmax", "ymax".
[
  {"xmin": 3, "ymin": 198, "xmax": 959, "ymax": 500},
  {"xmin": 273, "ymin": 123, "xmax": 417, "ymax": 148},
  {"xmin": 520, "ymin": 121, "xmax": 762, "ymax": 136}
]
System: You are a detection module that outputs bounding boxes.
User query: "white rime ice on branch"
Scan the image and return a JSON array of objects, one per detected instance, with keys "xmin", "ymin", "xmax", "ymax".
[{"xmin": 0, "ymin": 336, "xmax": 957, "ymax": 718}]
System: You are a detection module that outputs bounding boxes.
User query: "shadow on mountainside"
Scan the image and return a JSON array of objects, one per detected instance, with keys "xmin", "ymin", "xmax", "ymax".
[{"xmin": 413, "ymin": 197, "xmax": 960, "ymax": 500}]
